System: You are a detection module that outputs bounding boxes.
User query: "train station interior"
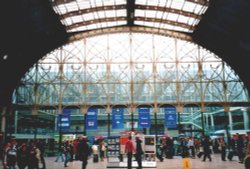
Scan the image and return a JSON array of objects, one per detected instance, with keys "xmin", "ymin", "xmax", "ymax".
[{"xmin": 0, "ymin": 0, "xmax": 250, "ymax": 168}]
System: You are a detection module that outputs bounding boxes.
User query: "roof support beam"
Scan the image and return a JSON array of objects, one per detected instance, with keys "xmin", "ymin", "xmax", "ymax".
[
  {"xmin": 127, "ymin": 0, "xmax": 135, "ymax": 26},
  {"xmin": 68, "ymin": 25, "xmax": 192, "ymax": 42}
]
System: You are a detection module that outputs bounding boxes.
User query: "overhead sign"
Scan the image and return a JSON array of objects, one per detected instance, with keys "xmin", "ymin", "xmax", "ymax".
[
  {"xmin": 57, "ymin": 109, "xmax": 71, "ymax": 131},
  {"xmin": 86, "ymin": 108, "xmax": 98, "ymax": 130},
  {"xmin": 164, "ymin": 107, "xmax": 177, "ymax": 128},
  {"xmin": 138, "ymin": 107, "xmax": 151, "ymax": 128},
  {"xmin": 112, "ymin": 107, "xmax": 124, "ymax": 129}
]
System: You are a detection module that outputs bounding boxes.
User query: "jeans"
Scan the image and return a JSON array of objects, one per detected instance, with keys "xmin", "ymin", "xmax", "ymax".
[{"xmin": 55, "ymin": 152, "xmax": 65, "ymax": 162}]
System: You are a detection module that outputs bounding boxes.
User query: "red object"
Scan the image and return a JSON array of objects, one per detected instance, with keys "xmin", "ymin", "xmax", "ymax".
[
  {"xmin": 94, "ymin": 135, "xmax": 104, "ymax": 139},
  {"xmin": 120, "ymin": 137, "xmax": 129, "ymax": 146},
  {"xmin": 125, "ymin": 139, "xmax": 134, "ymax": 153}
]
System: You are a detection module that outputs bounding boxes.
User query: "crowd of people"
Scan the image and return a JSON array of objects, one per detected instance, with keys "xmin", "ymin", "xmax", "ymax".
[
  {"xmin": 1, "ymin": 133, "xmax": 250, "ymax": 169},
  {"xmin": 157, "ymin": 133, "xmax": 250, "ymax": 165},
  {"xmin": 1, "ymin": 137, "xmax": 46, "ymax": 169},
  {"xmin": 1, "ymin": 136, "xmax": 93, "ymax": 169}
]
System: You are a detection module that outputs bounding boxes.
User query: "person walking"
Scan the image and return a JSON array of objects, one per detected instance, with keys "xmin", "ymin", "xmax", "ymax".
[
  {"xmin": 55, "ymin": 145, "xmax": 65, "ymax": 162},
  {"xmin": 219, "ymin": 137, "xmax": 227, "ymax": 161},
  {"xmin": 99, "ymin": 139, "xmax": 106, "ymax": 161},
  {"xmin": 237, "ymin": 134, "xmax": 245, "ymax": 163},
  {"xmin": 3, "ymin": 138, "xmax": 17, "ymax": 169},
  {"xmin": 77, "ymin": 136, "xmax": 91, "ymax": 169},
  {"xmin": 17, "ymin": 143, "xmax": 29, "ymax": 169},
  {"xmin": 244, "ymin": 139, "xmax": 250, "ymax": 169},
  {"xmin": 27, "ymin": 140, "xmax": 41, "ymax": 169},
  {"xmin": 62, "ymin": 140, "xmax": 71, "ymax": 167},
  {"xmin": 187, "ymin": 137, "xmax": 195, "ymax": 159},
  {"xmin": 135, "ymin": 137, "xmax": 143, "ymax": 169},
  {"xmin": 36, "ymin": 139, "xmax": 46, "ymax": 169},
  {"xmin": 125, "ymin": 136, "xmax": 135, "ymax": 169},
  {"xmin": 202, "ymin": 136, "xmax": 212, "ymax": 162}
]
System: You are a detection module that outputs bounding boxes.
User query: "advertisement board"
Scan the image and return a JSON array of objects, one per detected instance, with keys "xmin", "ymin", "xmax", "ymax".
[{"xmin": 144, "ymin": 135, "xmax": 156, "ymax": 154}]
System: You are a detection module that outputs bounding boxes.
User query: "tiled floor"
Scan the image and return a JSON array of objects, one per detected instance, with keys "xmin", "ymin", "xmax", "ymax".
[{"xmin": 1, "ymin": 153, "xmax": 246, "ymax": 169}]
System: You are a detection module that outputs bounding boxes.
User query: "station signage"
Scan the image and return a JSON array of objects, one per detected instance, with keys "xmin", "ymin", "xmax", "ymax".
[
  {"xmin": 112, "ymin": 108, "xmax": 124, "ymax": 129},
  {"xmin": 164, "ymin": 107, "xmax": 177, "ymax": 128},
  {"xmin": 86, "ymin": 108, "xmax": 98, "ymax": 130},
  {"xmin": 57, "ymin": 109, "xmax": 71, "ymax": 131},
  {"xmin": 138, "ymin": 107, "xmax": 151, "ymax": 128}
]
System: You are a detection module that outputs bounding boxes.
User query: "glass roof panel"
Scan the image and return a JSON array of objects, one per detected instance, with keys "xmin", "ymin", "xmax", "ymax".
[
  {"xmin": 169, "ymin": 0, "xmax": 184, "ymax": 10},
  {"xmin": 17, "ymin": 32, "xmax": 248, "ymax": 106},
  {"xmin": 182, "ymin": 1, "xmax": 197, "ymax": 13},
  {"xmin": 51, "ymin": 0, "xmax": 209, "ymax": 33}
]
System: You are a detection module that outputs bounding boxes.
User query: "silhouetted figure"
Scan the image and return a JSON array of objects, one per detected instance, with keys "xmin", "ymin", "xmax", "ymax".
[
  {"xmin": 77, "ymin": 136, "xmax": 91, "ymax": 169},
  {"xmin": 135, "ymin": 137, "xmax": 143, "ymax": 169},
  {"xmin": 202, "ymin": 136, "xmax": 212, "ymax": 162}
]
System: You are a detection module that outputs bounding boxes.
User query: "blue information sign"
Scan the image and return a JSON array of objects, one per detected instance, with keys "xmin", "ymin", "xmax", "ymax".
[
  {"xmin": 57, "ymin": 109, "xmax": 71, "ymax": 131},
  {"xmin": 86, "ymin": 108, "xmax": 98, "ymax": 130},
  {"xmin": 138, "ymin": 107, "xmax": 151, "ymax": 128},
  {"xmin": 112, "ymin": 108, "xmax": 124, "ymax": 129},
  {"xmin": 164, "ymin": 107, "xmax": 177, "ymax": 128}
]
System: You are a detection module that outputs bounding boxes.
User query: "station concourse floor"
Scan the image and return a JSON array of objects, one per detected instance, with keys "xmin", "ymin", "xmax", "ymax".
[{"xmin": 41, "ymin": 154, "xmax": 245, "ymax": 169}]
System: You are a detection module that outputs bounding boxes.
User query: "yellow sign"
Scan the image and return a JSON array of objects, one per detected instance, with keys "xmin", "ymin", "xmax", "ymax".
[{"xmin": 183, "ymin": 158, "xmax": 190, "ymax": 169}]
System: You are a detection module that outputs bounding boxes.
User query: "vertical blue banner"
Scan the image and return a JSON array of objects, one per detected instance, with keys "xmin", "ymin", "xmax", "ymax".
[
  {"xmin": 138, "ymin": 107, "xmax": 151, "ymax": 128},
  {"xmin": 57, "ymin": 109, "xmax": 71, "ymax": 131},
  {"xmin": 112, "ymin": 108, "xmax": 124, "ymax": 129},
  {"xmin": 164, "ymin": 107, "xmax": 177, "ymax": 128},
  {"xmin": 86, "ymin": 108, "xmax": 98, "ymax": 130}
]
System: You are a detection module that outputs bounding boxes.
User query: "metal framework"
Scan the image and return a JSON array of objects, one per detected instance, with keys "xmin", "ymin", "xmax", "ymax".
[
  {"xmin": 15, "ymin": 33, "xmax": 248, "ymax": 108},
  {"xmin": 12, "ymin": 32, "xmax": 249, "ymax": 136},
  {"xmin": 50, "ymin": 0, "xmax": 209, "ymax": 34}
]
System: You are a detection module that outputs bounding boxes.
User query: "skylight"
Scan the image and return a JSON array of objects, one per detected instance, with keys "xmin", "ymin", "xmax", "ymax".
[{"xmin": 51, "ymin": 0, "xmax": 208, "ymax": 33}]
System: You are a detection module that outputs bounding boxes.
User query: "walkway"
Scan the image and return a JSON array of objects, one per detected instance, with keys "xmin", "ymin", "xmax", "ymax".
[
  {"xmin": 0, "ymin": 153, "xmax": 245, "ymax": 169},
  {"xmin": 38, "ymin": 154, "xmax": 244, "ymax": 169}
]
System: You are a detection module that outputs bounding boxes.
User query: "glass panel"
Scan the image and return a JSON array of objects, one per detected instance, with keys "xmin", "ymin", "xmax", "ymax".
[{"xmin": 16, "ymin": 33, "xmax": 248, "ymax": 106}]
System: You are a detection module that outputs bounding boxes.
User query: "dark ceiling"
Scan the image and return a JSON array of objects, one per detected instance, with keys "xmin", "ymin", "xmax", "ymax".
[{"xmin": 1, "ymin": 0, "xmax": 250, "ymax": 107}]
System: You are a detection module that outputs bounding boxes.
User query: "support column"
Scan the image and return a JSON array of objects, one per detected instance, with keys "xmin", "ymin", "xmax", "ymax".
[
  {"xmin": 223, "ymin": 107, "xmax": 231, "ymax": 143},
  {"xmin": 201, "ymin": 112, "xmax": 205, "ymax": 135},
  {"xmin": 107, "ymin": 106, "xmax": 111, "ymax": 137},
  {"xmin": 201, "ymin": 105, "xmax": 205, "ymax": 135},
  {"xmin": 228, "ymin": 111, "xmax": 233, "ymax": 130},
  {"xmin": 210, "ymin": 114, "xmax": 214, "ymax": 130},
  {"xmin": 14, "ymin": 111, "xmax": 18, "ymax": 133},
  {"xmin": 205, "ymin": 114, "xmax": 209, "ymax": 128},
  {"xmin": 153, "ymin": 107, "xmax": 158, "ymax": 142},
  {"xmin": 243, "ymin": 110, "xmax": 249, "ymax": 130}
]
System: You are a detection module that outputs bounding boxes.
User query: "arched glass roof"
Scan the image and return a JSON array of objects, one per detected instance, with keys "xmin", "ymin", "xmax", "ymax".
[
  {"xmin": 14, "ymin": 33, "xmax": 248, "ymax": 107},
  {"xmin": 50, "ymin": 0, "xmax": 209, "ymax": 34}
]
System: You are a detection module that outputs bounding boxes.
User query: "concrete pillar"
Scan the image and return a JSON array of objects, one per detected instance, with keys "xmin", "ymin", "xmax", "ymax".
[
  {"xmin": 210, "ymin": 114, "xmax": 214, "ymax": 129},
  {"xmin": 243, "ymin": 110, "xmax": 249, "ymax": 130},
  {"xmin": 205, "ymin": 114, "xmax": 209, "ymax": 128},
  {"xmin": 228, "ymin": 111, "xmax": 233, "ymax": 130}
]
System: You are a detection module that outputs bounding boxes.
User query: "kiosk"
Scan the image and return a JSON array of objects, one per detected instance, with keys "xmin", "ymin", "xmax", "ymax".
[{"xmin": 107, "ymin": 133, "xmax": 157, "ymax": 168}]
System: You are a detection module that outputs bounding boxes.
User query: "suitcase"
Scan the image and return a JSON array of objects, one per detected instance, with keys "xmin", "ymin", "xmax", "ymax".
[
  {"xmin": 93, "ymin": 154, "xmax": 99, "ymax": 162},
  {"xmin": 227, "ymin": 151, "xmax": 234, "ymax": 161}
]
